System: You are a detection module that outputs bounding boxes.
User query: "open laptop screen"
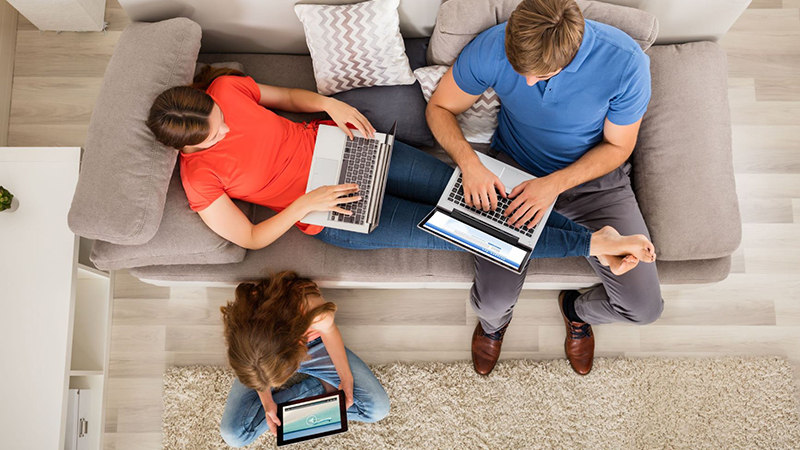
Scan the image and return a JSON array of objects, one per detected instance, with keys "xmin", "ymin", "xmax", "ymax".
[{"xmin": 421, "ymin": 210, "xmax": 529, "ymax": 272}]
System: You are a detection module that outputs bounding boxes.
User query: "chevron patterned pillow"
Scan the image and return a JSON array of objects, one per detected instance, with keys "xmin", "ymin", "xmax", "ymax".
[
  {"xmin": 414, "ymin": 65, "xmax": 500, "ymax": 144},
  {"xmin": 294, "ymin": 0, "xmax": 416, "ymax": 96}
]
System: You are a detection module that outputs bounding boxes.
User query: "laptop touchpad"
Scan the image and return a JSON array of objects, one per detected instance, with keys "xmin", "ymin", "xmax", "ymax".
[{"xmin": 308, "ymin": 158, "xmax": 340, "ymax": 191}]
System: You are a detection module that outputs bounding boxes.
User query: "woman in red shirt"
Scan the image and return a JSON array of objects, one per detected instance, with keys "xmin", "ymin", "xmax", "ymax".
[{"xmin": 146, "ymin": 68, "xmax": 656, "ymax": 276}]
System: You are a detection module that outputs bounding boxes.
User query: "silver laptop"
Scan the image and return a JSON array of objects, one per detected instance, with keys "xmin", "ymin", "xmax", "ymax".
[
  {"xmin": 301, "ymin": 122, "xmax": 397, "ymax": 234},
  {"xmin": 418, "ymin": 152, "xmax": 555, "ymax": 274}
]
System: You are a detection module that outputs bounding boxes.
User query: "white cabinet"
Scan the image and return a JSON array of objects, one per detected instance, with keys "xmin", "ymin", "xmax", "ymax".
[
  {"xmin": 5, "ymin": 0, "xmax": 107, "ymax": 32},
  {"xmin": 0, "ymin": 147, "xmax": 113, "ymax": 450}
]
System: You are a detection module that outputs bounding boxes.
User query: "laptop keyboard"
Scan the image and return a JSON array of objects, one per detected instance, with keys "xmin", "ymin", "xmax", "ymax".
[
  {"xmin": 329, "ymin": 136, "xmax": 381, "ymax": 225},
  {"xmin": 448, "ymin": 174, "xmax": 536, "ymax": 237}
]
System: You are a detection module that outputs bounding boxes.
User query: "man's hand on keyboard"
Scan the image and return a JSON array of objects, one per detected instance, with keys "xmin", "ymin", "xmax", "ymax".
[
  {"xmin": 297, "ymin": 183, "xmax": 361, "ymax": 216},
  {"xmin": 461, "ymin": 158, "xmax": 507, "ymax": 211},
  {"xmin": 505, "ymin": 176, "xmax": 561, "ymax": 229}
]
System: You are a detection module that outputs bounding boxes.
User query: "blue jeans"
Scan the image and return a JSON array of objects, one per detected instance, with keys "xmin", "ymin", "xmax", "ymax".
[
  {"xmin": 314, "ymin": 141, "xmax": 592, "ymax": 259},
  {"xmin": 219, "ymin": 338, "xmax": 390, "ymax": 447}
]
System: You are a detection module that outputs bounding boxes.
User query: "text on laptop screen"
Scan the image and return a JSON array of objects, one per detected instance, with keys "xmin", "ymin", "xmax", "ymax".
[{"xmin": 422, "ymin": 211, "xmax": 528, "ymax": 271}]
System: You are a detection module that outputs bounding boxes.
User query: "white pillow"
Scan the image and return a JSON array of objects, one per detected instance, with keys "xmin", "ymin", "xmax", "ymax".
[
  {"xmin": 294, "ymin": 0, "xmax": 416, "ymax": 96},
  {"xmin": 414, "ymin": 65, "xmax": 500, "ymax": 144}
]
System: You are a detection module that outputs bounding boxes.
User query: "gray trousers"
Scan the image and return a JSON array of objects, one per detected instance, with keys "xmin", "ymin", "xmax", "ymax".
[{"xmin": 470, "ymin": 151, "xmax": 664, "ymax": 333}]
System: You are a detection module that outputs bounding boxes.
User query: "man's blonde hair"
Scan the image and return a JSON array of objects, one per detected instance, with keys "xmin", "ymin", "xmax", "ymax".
[{"xmin": 505, "ymin": 0, "xmax": 585, "ymax": 76}]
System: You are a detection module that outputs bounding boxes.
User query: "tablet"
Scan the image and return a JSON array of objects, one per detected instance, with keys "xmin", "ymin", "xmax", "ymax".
[{"xmin": 276, "ymin": 390, "xmax": 348, "ymax": 447}]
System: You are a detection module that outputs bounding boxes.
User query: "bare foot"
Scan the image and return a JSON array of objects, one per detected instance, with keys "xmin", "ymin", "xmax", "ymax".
[
  {"xmin": 597, "ymin": 254, "xmax": 640, "ymax": 276},
  {"xmin": 590, "ymin": 226, "xmax": 656, "ymax": 262}
]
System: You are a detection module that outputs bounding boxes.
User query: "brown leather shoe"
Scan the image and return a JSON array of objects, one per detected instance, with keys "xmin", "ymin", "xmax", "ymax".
[
  {"xmin": 558, "ymin": 291, "xmax": 595, "ymax": 375},
  {"xmin": 471, "ymin": 320, "xmax": 511, "ymax": 376}
]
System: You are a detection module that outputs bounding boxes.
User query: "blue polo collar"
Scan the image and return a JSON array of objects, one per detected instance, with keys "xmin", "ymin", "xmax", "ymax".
[{"xmin": 563, "ymin": 20, "xmax": 595, "ymax": 73}]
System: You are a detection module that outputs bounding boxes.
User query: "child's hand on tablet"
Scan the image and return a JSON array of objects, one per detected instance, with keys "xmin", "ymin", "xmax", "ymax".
[
  {"xmin": 339, "ymin": 376, "xmax": 354, "ymax": 409},
  {"xmin": 258, "ymin": 391, "xmax": 281, "ymax": 436}
]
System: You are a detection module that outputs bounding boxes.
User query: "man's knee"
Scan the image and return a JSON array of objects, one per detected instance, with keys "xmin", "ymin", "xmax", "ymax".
[
  {"xmin": 612, "ymin": 283, "xmax": 664, "ymax": 325},
  {"xmin": 470, "ymin": 285, "xmax": 517, "ymax": 320}
]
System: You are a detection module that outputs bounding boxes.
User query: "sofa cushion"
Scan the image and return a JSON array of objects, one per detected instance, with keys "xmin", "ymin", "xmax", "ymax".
[
  {"xmin": 294, "ymin": 0, "xmax": 416, "ymax": 95},
  {"xmin": 633, "ymin": 42, "xmax": 741, "ymax": 261},
  {"xmin": 331, "ymin": 37, "xmax": 434, "ymax": 148},
  {"xmin": 333, "ymin": 84, "xmax": 434, "ymax": 147},
  {"xmin": 129, "ymin": 207, "xmax": 733, "ymax": 285},
  {"xmin": 427, "ymin": 0, "xmax": 658, "ymax": 66},
  {"xmin": 194, "ymin": 61, "xmax": 245, "ymax": 77},
  {"xmin": 90, "ymin": 166, "xmax": 252, "ymax": 270},
  {"xmin": 68, "ymin": 18, "xmax": 202, "ymax": 245}
]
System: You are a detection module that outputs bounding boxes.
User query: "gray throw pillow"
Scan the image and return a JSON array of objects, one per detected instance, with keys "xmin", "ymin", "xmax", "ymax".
[
  {"xmin": 68, "ymin": 18, "xmax": 202, "ymax": 245},
  {"xmin": 330, "ymin": 38, "xmax": 434, "ymax": 148},
  {"xmin": 427, "ymin": 0, "xmax": 658, "ymax": 66}
]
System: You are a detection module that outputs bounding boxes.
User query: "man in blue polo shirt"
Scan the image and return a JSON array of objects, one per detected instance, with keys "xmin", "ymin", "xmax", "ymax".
[{"xmin": 427, "ymin": 0, "xmax": 663, "ymax": 376}]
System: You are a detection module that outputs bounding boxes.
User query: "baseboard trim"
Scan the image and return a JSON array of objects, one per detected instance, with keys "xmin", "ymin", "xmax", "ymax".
[{"xmin": 0, "ymin": 1, "xmax": 18, "ymax": 146}]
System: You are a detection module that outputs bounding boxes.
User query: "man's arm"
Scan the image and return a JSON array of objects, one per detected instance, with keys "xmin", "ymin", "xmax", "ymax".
[
  {"xmin": 427, "ymin": 68, "xmax": 508, "ymax": 211},
  {"xmin": 505, "ymin": 118, "xmax": 642, "ymax": 228}
]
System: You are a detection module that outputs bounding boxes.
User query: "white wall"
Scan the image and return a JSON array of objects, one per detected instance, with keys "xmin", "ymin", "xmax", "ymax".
[
  {"xmin": 117, "ymin": 0, "xmax": 444, "ymax": 54},
  {"xmin": 117, "ymin": 0, "xmax": 752, "ymax": 54}
]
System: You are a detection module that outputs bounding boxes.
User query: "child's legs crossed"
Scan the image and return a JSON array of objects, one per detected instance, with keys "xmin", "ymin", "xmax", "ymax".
[{"xmin": 299, "ymin": 340, "xmax": 390, "ymax": 423}]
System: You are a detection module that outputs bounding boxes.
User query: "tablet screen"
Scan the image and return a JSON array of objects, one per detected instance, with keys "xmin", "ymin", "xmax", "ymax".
[
  {"xmin": 421, "ymin": 210, "xmax": 528, "ymax": 272},
  {"xmin": 278, "ymin": 391, "xmax": 347, "ymax": 446}
]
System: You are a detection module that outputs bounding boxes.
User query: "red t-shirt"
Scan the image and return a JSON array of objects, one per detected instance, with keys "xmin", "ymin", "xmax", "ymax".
[{"xmin": 179, "ymin": 75, "xmax": 323, "ymax": 235}]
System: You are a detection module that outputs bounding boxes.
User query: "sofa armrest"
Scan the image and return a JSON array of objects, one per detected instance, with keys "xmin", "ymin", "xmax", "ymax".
[
  {"xmin": 633, "ymin": 42, "xmax": 741, "ymax": 261},
  {"xmin": 68, "ymin": 18, "xmax": 201, "ymax": 245}
]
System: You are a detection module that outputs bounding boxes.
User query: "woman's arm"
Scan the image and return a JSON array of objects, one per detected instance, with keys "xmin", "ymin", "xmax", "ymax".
[
  {"xmin": 197, "ymin": 185, "xmax": 360, "ymax": 250},
  {"xmin": 256, "ymin": 83, "xmax": 375, "ymax": 139},
  {"xmin": 312, "ymin": 313, "xmax": 354, "ymax": 408}
]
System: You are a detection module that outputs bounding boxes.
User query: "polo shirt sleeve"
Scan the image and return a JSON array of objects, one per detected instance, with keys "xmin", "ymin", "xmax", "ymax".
[
  {"xmin": 607, "ymin": 51, "xmax": 651, "ymax": 126},
  {"xmin": 180, "ymin": 164, "xmax": 225, "ymax": 212},
  {"xmin": 452, "ymin": 27, "xmax": 501, "ymax": 96}
]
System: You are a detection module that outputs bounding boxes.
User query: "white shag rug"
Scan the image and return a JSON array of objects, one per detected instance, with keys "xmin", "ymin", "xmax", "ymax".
[{"xmin": 163, "ymin": 357, "xmax": 800, "ymax": 450}]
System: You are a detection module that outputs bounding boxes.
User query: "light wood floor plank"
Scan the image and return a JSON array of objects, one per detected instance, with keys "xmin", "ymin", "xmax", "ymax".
[
  {"xmin": 9, "ymin": 76, "xmax": 102, "ymax": 125},
  {"xmin": 322, "ymin": 288, "xmax": 468, "ymax": 326},
  {"xmin": 110, "ymin": 325, "xmax": 166, "ymax": 353},
  {"xmin": 116, "ymin": 405, "xmax": 163, "ymax": 434},
  {"xmin": 750, "ymin": 0, "xmax": 784, "ymax": 8},
  {"xmin": 738, "ymin": 197, "xmax": 795, "ymax": 223},
  {"xmin": 756, "ymin": 78, "xmax": 800, "ymax": 100},
  {"xmin": 729, "ymin": 8, "xmax": 800, "ymax": 33},
  {"xmin": 114, "ymin": 270, "xmax": 170, "ymax": 299},
  {"xmin": 735, "ymin": 174, "xmax": 800, "ymax": 197}
]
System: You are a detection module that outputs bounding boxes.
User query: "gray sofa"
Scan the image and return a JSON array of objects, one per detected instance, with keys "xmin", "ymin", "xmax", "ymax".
[{"xmin": 68, "ymin": 0, "xmax": 741, "ymax": 287}]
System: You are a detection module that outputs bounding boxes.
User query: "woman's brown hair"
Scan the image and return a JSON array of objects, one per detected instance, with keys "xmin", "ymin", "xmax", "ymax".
[
  {"xmin": 220, "ymin": 271, "xmax": 337, "ymax": 392},
  {"xmin": 146, "ymin": 65, "xmax": 245, "ymax": 150}
]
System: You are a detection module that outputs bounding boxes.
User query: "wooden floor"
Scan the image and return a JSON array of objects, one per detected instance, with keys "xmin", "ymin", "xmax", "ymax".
[{"xmin": 6, "ymin": 2, "xmax": 800, "ymax": 449}]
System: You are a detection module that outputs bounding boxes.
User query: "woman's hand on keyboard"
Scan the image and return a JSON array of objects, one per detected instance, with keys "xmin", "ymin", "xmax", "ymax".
[
  {"xmin": 461, "ymin": 159, "xmax": 507, "ymax": 211},
  {"xmin": 297, "ymin": 183, "xmax": 361, "ymax": 216},
  {"xmin": 324, "ymin": 98, "xmax": 376, "ymax": 140}
]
